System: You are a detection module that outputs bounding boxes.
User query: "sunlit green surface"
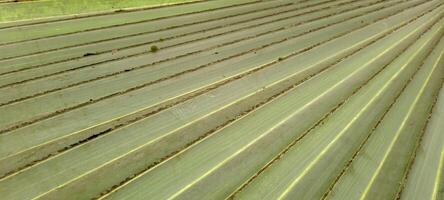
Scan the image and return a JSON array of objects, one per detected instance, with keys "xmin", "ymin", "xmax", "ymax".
[
  {"xmin": 1, "ymin": 0, "xmax": 443, "ymax": 199},
  {"xmin": 0, "ymin": 0, "xmax": 195, "ymax": 22}
]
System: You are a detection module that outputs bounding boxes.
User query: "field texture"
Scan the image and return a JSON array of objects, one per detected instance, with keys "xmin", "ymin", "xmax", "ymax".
[
  {"xmin": 0, "ymin": 0, "xmax": 443, "ymax": 199},
  {"xmin": 0, "ymin": 0, "xmax": 196, "ymax": 22}
]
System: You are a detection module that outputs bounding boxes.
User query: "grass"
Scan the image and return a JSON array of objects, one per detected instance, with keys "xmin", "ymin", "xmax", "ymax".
[
  {"xmin": 0, "ymin": 0, "xmax": 196, "ymax": 22},
  {"xmin": 150, "ymin": 45, "xmax": 159, "ymax": 53}
]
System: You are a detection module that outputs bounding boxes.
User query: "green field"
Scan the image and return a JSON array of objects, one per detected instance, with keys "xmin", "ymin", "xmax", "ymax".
[
  {"xmin": 1, "ymin": 0, "xmax": 443, "ymax": 199},
  {"xmin": 0, "ymin": 0, "xmax": 195, "ymax": 22}
]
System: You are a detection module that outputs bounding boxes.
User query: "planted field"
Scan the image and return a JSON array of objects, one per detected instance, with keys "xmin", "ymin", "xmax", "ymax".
[{"xmin": 0, "ymin": 0, "xmax": 443, "ymax": 199}]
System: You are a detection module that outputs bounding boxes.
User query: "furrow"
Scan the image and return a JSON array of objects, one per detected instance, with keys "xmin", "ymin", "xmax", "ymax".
[
  {"xmin": 230, "ymin": 27, "xmax": 441, "ymax": 197},
  {"xmin": 396, "ymin": 82, "xmax": 443, "ymax": 200},
  {"xmin": 0, "ymin": 0, "xmax": 295, "ymax": 61},
  {"xmin": 323, "ymin": 25, "xmax": 444, "ymax": 200},
  {"xmin": 0, "ymin": 38, "xmax": 340, "ymax": 199},
  {"xmin": 232, "ymin": 8, "xmax": 444, "ymax": 200},
  {"xmin": 0, "ymin": 0, "xmax": 299, "ymax": 75},
  {"xmin": 321, "ymin": 18, "xmax": 444, "ymax": 200},
  {"xmin": 2, "ymin": 4, "xmax": 421, "ymax": 198},
  {"xmin": 0, "ymin": 2, "xmax": 414, "ymax": 197},
  {"xmin": 0, "ymin": 0, "xmax": 397, "ymax": 107},
  {"xmin": 398, "ymin": 83, "xmax": 444, "ymax": 200},
  {"xmin": 0, "ymin": 0, "xmax": 429, "ymax": 131},
  {"xmin": 1, "ymin": 1, "xmax": 441, "ymax": 200},
  {"xmin": 96, "ymin": 6, "xmax": 441, "ymax": 199},
  {"xmin": 0, "ymin": 1, "xmax": 396, "ymax": 180},
  {"xmin": 0, "ymin": 0, "xmax": 436, "ymax": 179},
  {"xmin": 0, "ymin": 0, "xmax": 265, "ymax": 45},
  {"xmin": 0, "ymin": 0, "xmax": 209, "ymax": 29},
  {"xmin": 0, "ymin": 0, "xmax": 344, "ymax": 80},
  {"xmin": 0, "ymin": 0, "xmax": 357, "ymax": 83}
]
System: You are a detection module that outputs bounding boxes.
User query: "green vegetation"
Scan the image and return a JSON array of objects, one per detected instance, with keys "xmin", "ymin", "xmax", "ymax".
[
  {"xmin": 0, "ymin": 0, "xmax": 195, "ymax": 22},
  {"xmin": 150, "ymin": 45, "xmax": 159, "ymax": 53}
]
